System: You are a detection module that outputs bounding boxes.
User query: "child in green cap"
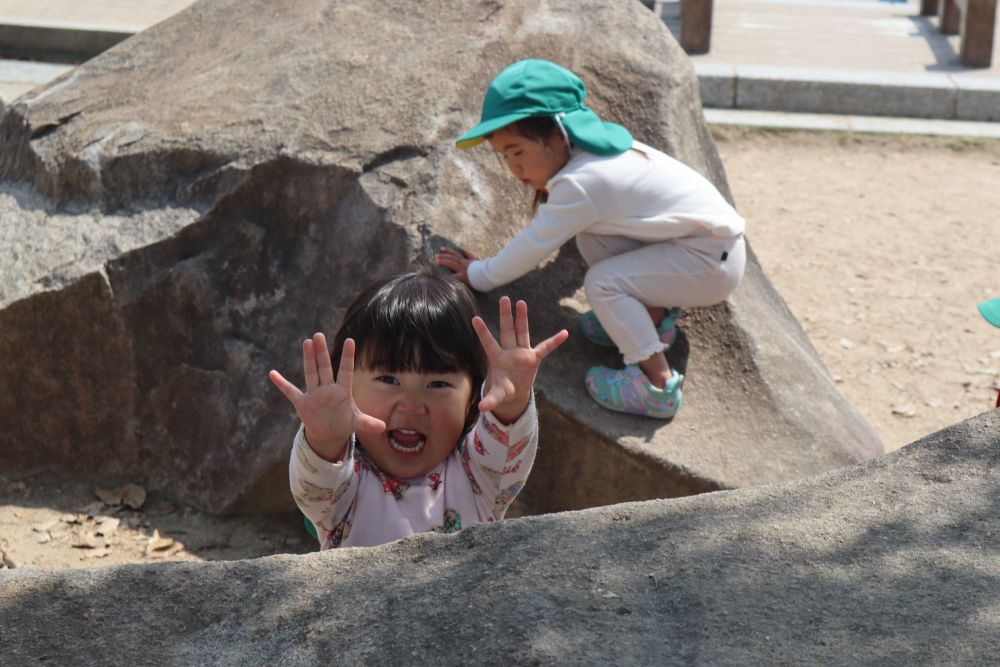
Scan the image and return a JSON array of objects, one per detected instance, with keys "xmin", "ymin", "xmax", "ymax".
[
  {"xmin": 978, "ymin": 297, "xmax": 1000, "ymax": 408},
  {"xmin": 436, "ymin": 59, "xmax": 746, "ymax": 420}
]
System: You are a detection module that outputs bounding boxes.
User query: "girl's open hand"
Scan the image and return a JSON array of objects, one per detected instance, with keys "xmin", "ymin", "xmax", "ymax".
[
  {"xmin": 268, "ymin": 334, "xmax": 385, "ymax": 461},
  {"xmin": 435, "ymin": 247, "xmax": 477, "ymax": 287},
  {"xmin": 474, "ymin": 296, "xmax": 569, "ymax": 424}
]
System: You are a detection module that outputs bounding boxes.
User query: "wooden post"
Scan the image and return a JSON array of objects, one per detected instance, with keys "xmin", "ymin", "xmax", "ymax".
[
  {"xmin": 940, "ymin": 0, "xmax": 961, "ymax": 33},
  {"xmin": 959, "ymin": 0, "xmax": 997, "ymax": 66},
  {"xmin": 681, "ymin": 0, "xmax": 714, "ymax": 54}
]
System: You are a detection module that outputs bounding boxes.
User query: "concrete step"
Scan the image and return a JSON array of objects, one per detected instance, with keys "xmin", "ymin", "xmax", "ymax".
[
  {"xmin": 0, "ymin": 22, "xmax": 130, "ymax": 64},
  {"xmin": 0, "ymin": 58, "xmax": 72, "ymax": 105},
  {"xmin": 0, "ymin": 0, "xmax": 195, "ymax": 61},
  {"xmin": 696, "ymin": 62, "xmax": 1000, "ymax": 122}
]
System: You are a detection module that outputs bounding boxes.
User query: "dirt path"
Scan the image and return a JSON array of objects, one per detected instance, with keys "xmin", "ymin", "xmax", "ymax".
[
  {"xmin": 3, "ymin": 126, "xmax": 998, "ymax": 572},
  {"xmin": 714, "ymin": 126, "xmax": 1000, "ymax": 452}
]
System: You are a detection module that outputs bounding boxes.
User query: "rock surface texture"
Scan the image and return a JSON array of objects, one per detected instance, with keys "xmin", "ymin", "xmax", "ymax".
[
  {"xmin": 1, "ymin": 411, "xmax": 996, "ymax": 665},
  {"xmin": 0, "ymin": 0, "xmax": 881, "ymax": 514}
]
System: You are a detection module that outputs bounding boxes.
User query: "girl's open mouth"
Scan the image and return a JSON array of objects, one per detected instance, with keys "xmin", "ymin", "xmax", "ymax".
[{"xmin": 388, "ymin": 429, "xmax": 426, "ymax": 456}]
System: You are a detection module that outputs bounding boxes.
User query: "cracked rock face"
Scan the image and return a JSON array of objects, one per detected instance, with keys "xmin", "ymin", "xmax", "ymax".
[{"xmin": 0, "ymin": 0, "xmax": 881, "ymax": 514}]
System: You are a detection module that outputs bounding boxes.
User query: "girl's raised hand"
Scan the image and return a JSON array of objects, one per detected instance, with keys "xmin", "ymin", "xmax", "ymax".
[
  {"xmin": 435, "ymin": 247, "xmax": 477, "ymax": 287},
  {"xmin": 473, "ymin": 296, "xmax": 569, "ymax": 424},
  {"xmin": 268, "ymin": 334, "xmax": 385, "ymax": 462}
]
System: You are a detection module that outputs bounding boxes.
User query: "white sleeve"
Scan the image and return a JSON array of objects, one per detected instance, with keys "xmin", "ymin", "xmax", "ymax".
[
  {"xmin": 288, "ymin": 425, "xmax": 359, "ymax": 541},
  {"xmin": 467, "ymin": 178, "xmax": 599, "ymax": 292},
  {"xmin": 459, "ymin": 393, "xmax": 539, "ymax": 521}
]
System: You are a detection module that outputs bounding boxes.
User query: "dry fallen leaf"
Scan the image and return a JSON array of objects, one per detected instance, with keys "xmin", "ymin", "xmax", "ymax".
[
  {"xmin": 82, "ymin": 547, "xmax": 111, "ymax": 560},
  {"xmin": 121, "ymin": 484, "xmax": 146, "ymax": 509},
  {"xmin": 147, "ymin": 530, "xmax": 175, "ymax": 551},
  {"xmin": 72, "ymin": 532, "xmax": 104, "ymax": 549},
  {"xmin": 33, "ymin": 519, "xmax": 60, "ymax": 533},
  {"xmin": 153, "ymin": 542, "xmax": 186, "ymax": 559},
  {"xmin": 94, "ymin": 486, "xmax": 118, "ymax": 506},
  {"xmin": 1, "ymin": 551, "xmax": 19, "ymax": 569},
  {"xmin": 96, "ymin": 517, "xmax": 120, "ymax": 536},
  {"xmin": 95, "ymin": 483, "xmax": 147, "ymax": 510},
  {"xmin": 146, "ymin": 531, "xmax": 185, "ymax": 558}
]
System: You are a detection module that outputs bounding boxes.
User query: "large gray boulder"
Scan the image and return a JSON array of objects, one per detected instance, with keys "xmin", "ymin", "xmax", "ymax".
[
  {"xmin": 0, "ymin": 0, "xmax": 881, "ymax": 515},
  {"xmin": 2, "ymin": 410, "xmax": 996, "ymax": 665}
]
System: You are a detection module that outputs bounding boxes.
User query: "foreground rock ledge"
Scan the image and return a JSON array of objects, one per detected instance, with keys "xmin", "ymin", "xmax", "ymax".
[
  {"xmin": 0, "ymin": 0, "xmax": 881, "ymax": 514},
  {"xmin": 2, "ymin": 410, "xmax": 996, "ymax": 665}
]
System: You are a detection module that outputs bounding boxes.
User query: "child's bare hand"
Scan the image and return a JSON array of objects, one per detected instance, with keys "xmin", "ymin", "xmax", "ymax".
[
  {"xmin": 268, "ymin": 334, "xmax": 385, "ymax": 461},
  {"xmin": 435, "ymin": 247, "xmax": 477, "ymax": 287},
  {"xmin": 473, "ymin": 296, "xmax": 569, "ymax": 424}
]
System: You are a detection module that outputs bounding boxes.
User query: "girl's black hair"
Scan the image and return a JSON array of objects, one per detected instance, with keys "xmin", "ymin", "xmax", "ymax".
[
  {"xmin": 331, "ymin": 271, "xmax": 487, "ymax": 433},
  {"xmin": 507, "ymin": 115, "xmax": 559, "ymax": 142}
]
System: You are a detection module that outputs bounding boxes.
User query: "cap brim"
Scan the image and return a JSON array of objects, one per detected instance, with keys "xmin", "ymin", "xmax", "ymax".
[
  {"xmin": 978, "ymin": 298, "xmax": 1000, "ymax": 328},
  {"xmin": 456, "ymin": 112, "xmax": 532, "ymax": 150}
]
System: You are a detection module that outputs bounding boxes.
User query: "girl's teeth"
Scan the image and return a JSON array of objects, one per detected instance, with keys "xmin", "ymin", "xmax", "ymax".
[{"xmin": 389, "ymin": 430, "xmax": 425, "ymax": 453}]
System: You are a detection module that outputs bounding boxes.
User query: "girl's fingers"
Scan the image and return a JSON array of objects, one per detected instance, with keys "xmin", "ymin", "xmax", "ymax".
[
  {"xmin": 533, "ymin": 328, "xmax": 570, "ymax": 360},
  {"xmin": 436, "ymin": 252, "xmax": 466, "ymax": 272},
  {"xmin": 478, "ymin": 389, "xmax": 502, "ymax": 414},
  {"xmin": 268, "ymin": 370, "xmax": 304, "ymax": 404},
  {"xmin": 337, "ymin": 338, "xmax": 357, "ymax": 390},
  {"xmin": 472, "ymin": 316, "xmax": 501, "ymax": 358},
  {"xmin": 302, "ymin": 338, "xmax": 319, "ymax": 391},
  {"xmin": 314, "ymin": 333, "xmax": 335, "ymax": 385},
  {"xmin": 514, "ymin": 299, "xmax": 530, "ymax": 348},
  {"xmin": 498, "ymin": 296, "xmax": 515, "ymax": 349},
  {"xmin": 355, "ymin": 410, "xmax": 386, "ymax": 435}
]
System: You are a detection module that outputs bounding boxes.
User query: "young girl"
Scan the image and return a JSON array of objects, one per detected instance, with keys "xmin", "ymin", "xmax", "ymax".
[
  {"xmin": 436, "ymin": 59, "xmax": 746, "ymax": 420},
  {"xmin": 268, "ymin": 271, "xmax": 568, "ymax": 549}
]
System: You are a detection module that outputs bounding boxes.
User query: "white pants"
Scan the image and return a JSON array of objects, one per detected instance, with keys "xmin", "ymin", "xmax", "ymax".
[{"xmin": 577, "ymin": 233, "xmax": 746, "ymax": 365}]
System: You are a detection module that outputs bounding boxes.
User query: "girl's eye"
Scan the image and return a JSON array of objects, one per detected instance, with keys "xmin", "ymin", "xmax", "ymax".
[
  {"xmin": 375, "ymin": 375, "xmax": 399, "ymax": 385},
  {"xmin": 427, "ymin": 380, "xmax": 452, "ymax": 389}
]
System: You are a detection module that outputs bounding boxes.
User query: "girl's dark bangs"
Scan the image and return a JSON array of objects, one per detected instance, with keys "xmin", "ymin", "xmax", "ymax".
[
  {"xmin": 357, "ymin": 326, "xmax": 465, "ymax": 374},
  {"xmin": 352, "ymin": 281, "xmax": 479, "ymax": 375}
]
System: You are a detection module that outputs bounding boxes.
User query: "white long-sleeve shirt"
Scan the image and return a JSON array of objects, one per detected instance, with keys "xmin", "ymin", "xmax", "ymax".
[
  {"xmin": 288, "ymin": 396, "xmax": 538, "ymax": 549},
  {"xmin": 467, "ymin": 141, "xmax": 746, "ymax": 292}
]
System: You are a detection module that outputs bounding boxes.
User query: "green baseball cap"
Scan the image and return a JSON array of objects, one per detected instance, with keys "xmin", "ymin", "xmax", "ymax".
[
  {"xmin": 978, "ymin": 298, "xmax": 1000, "ymax": 328},
  {"xmin": 456, "ymin": 59, "xmax": 633, "ymax": 156}
]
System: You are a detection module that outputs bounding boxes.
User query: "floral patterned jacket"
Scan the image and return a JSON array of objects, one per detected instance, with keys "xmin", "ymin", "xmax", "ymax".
[{"xmin": 289, "ymin": 395, "xmax": 538, "ymax": 549}]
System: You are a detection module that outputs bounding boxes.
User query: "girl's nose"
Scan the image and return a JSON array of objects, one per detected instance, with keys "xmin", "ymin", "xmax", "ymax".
[{"xmin": 396, "ymin": 394, "xmax": 427, "ymax": 415}]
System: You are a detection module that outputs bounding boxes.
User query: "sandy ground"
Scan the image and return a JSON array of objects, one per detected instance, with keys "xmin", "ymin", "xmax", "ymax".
[
  {"xmin": 713, "ymin": 126, "xmax": 1000, "ymax": 453},
  {"xmin": 2, "ymin": 126, "xmax": 998, "ymax": 572},
  {"xmin": 0, "ymin": 471, "xmax": 312, "ymax": 570}
]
